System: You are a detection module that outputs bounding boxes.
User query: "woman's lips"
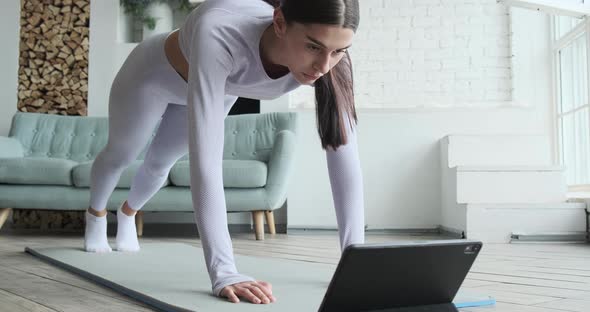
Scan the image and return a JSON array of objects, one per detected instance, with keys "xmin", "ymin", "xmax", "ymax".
[{"xmin": 303, "ymin": 73, "xmax": 320, "ymax": 80}]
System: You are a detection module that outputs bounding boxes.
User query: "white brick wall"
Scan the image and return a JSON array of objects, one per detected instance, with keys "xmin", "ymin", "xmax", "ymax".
[{"xmin": 289, "ymin": 0, "xmax": 513, "ymax": 109}]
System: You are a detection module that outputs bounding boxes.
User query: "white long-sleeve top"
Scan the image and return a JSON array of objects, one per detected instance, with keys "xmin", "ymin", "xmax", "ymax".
[{"xmin": 177, "ymin": 0, "xmax": 365, "ymax": 296}]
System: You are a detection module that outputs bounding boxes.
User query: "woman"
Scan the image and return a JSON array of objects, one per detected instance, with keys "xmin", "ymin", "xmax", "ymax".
[{"xmin": 84, "ymin": 0, "xmax": 364, "ymax": 304}]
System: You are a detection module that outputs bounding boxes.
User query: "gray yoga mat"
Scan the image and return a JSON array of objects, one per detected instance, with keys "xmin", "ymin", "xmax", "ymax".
[{"xmin": 25, "ymin": 242, "xmax": 494, "ymax": 311}]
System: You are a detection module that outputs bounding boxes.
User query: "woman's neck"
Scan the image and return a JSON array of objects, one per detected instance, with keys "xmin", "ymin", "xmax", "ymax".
[{"xmin": 259, "ymin": 24, "xmax": 290, "ymax": 79}]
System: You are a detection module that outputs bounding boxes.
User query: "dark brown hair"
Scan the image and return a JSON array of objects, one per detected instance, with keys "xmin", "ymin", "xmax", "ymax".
[{"xmin": 263, "ymin": 0, "xmax": 359, "ymax": 150}]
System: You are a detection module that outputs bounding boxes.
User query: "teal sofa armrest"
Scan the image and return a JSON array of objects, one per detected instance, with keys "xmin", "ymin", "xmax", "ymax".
[
  {"xmin": 0, "ymin": 136, "xmax": 24, "ymax": 158},
  {"xmin": 265, "ymin": 130, "xmax": 297, "ymax": 209}
]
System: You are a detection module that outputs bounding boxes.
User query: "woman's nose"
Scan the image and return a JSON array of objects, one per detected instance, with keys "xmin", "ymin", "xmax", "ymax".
[{"xmin": 314, "ymin": 55, "xmax": 331, "ymax": 75}]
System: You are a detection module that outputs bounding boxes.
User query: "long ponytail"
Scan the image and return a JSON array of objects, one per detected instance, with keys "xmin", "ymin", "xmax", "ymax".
[{"xmin": 315, "ymin": 51, "xmax": 357, "ymax": 150}]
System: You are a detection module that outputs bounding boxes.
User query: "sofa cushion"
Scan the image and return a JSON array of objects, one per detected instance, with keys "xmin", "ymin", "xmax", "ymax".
[
  {"xmin": 72, "ymin": 160, "xmax": 170, "ymax": 188},
  {"xmin": 0, "ymin": 157, "xmax": 77, "ymax": 186},
  {"xmin": 169, "ymin": 160, "xmax": 267, "ymax": 188}
]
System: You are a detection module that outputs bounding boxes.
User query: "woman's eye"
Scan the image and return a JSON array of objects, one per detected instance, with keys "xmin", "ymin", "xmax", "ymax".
[{"xmin": 307, "ymin": 44, "xmax": 321, "ymax": 52}]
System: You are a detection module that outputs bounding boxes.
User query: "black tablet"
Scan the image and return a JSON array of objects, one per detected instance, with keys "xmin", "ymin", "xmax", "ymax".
[{"xmin": 318, "ymin": 240, "xmax": 483, "ymax": 312}]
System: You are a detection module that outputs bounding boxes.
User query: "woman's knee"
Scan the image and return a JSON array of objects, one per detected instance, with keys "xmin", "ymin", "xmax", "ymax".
[
  {"xmin": 141, "ymin": 159, "xmax": 174, "ymax": 178},
  {"xmin": 95, "ymin": 146, "xmax": 139, "ymax": 170}
]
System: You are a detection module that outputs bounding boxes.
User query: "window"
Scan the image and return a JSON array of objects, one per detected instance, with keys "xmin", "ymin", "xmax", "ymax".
[
  {"xmin": 552, "ymin": 14, "xmax": 590, "ymax": 185},
  {"xmin": 555, "ymin": 15, "xmax": 584, "ymax": 39},
  {"xmin": 500, "ymin": 0, "xmax": 590, "ymax": 187}
]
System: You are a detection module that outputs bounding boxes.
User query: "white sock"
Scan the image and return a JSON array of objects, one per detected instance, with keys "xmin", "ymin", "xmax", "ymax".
[
  {"xmin": 115, "ymin": 206, "xmax": 140, "ymax": 252},
  {"xmin": 84, "ymin": 211, "xmax": 112, "ymax": 253}
]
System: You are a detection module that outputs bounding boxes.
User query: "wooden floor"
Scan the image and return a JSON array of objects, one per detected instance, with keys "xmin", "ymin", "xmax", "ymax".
[{"xmin": 0, "ymin": 230, "xmax": 589, "ymax": 312}]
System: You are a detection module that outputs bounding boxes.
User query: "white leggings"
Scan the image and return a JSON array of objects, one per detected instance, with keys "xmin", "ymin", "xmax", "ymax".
[{"xmin": 90, "ymin": 33, "xmax": 189, "ymax": 211}]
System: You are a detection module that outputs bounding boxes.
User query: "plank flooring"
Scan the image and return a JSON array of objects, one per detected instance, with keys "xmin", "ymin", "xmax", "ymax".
[{"xmin": 0, "ymin": 230, "xmax": 588, "ymax": 311}]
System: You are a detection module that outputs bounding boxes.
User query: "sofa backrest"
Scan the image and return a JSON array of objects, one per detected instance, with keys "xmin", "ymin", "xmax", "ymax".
[
  {"xmin": 9, "ymin": 112, "xmax": 297, "ymax": 163},
  {"xmin": 9, "ymin": 112, "xmax": 119, "ymax": 163},
  {"xmin": 181, "ymin": 112, "xmax": 299, "ymax": 163}
]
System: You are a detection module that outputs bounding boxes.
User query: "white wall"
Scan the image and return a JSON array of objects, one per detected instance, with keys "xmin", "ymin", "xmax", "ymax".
[
  {"xmin": 291, "ymin": 0, "xmax": 514, "ymax": 110},
  {"xmin": 287, "ymin": 108, "xmax": 550, "ymax": 230},
  {"xmin": 0, "ymin": 1, "xmax": 553, "ymax": 229},
  {"xmin": 0, "ymin": 1, "xmax": 20, "ymax": 136},
  {"xmin": 88, "ymin": 0, "xmax": 133, "ymax": 117},
  {"xmin": 284, "ymin": 5, "xmax": 553, "ymax": 230}
]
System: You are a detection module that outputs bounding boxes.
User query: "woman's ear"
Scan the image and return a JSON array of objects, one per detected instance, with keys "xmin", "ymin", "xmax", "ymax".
[{"xmin": 273, "ymin": 8, "xmax": 287, "ymax": 38}]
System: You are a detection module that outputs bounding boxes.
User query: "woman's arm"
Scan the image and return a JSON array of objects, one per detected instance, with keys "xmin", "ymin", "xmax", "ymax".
[
  {"xmin": 185, "ymin": 17, "xmax": 255, "ymax": 296},
  {"xmin": 325, "ymin": 114, "xmax": 365, "ymax": 251}
]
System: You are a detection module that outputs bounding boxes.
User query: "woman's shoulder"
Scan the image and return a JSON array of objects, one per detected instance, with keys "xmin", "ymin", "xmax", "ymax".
[
  {"xmin": 178, "ymin": 0, "xmax": 272, "ymax": 47},
  {"xmin": 180, "ymin": 0, "xmax": 273, "ymax": 51}
]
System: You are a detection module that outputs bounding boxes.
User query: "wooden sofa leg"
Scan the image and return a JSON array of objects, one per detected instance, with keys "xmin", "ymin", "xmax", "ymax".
[
  {"xmin": 265, "ymin": 210, "xmax": 276, "ymax": 235},
  {"xmin": 252, "ymin": 211, "xmax": 264, "ymax": 240},
  {"xmin": 135, "ymin": 211, "xmax": 144, "ymax": 237},
  {"xmin": 0, "ymin": 208, "xmax": 13, "ymax": 231}
]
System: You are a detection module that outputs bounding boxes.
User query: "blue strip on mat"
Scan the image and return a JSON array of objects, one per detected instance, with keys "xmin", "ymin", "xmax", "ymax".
[{"xmin": 454, "ymin": 297, "xmax": 496, "ymax": 308}]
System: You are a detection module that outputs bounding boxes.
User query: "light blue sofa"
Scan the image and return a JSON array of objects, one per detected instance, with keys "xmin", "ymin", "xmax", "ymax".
[{"xmin": 0, "ymin": 112, "xmax": 298, "ymax": 240}]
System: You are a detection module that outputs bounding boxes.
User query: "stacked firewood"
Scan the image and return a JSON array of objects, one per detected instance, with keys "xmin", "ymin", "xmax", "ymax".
[
  {"xmin": 13, "ymin": 0, "xmax": 90, "ymax": 229},
  {"xmin": 12, "ymin": 209, "xmax": 86, "ymax": 231},
  {"xmin": 17, "ymin": 0, "xmax": 90, "ymax": 116}
]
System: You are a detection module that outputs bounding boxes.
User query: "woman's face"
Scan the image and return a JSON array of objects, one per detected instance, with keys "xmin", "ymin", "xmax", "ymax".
[{"xmin": 278, "ymin": 21, "xmax": 354, "ymax": 85}]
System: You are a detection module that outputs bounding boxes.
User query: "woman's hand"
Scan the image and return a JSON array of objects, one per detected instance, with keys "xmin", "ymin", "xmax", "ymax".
[{"xmin": 220, "ymin": 280, "xmax": 276, "ymax": 304}]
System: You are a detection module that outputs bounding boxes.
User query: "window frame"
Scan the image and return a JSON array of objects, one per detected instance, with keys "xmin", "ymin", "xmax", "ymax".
[
  {"xmin": 498, "ymin": 0, "xmax": 590, "ymax": 18},
  {"xmin": 550, "ymin": 16, "xmax": 590, "ymax": 188}
]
